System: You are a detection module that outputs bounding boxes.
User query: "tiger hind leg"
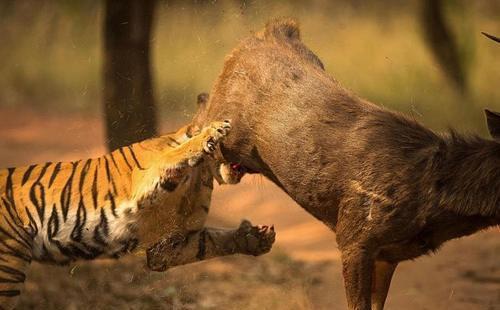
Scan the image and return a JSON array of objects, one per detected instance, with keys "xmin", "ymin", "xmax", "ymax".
[
  {"xmin": 146, "ymin": 220, "xmax": 275, "ymax": 272},
  {"xmin": 0, "ymin": 207, "xmax": 33, "ymax": 310},
  {"xmin": 0, "ymin": 252, "xmax": 31, "ymax": 310}
]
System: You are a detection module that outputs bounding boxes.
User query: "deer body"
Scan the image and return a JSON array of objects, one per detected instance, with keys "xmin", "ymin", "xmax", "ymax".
[{"xmin": 194, "ymin": 19, "xmax": 500, "ymax": 309}]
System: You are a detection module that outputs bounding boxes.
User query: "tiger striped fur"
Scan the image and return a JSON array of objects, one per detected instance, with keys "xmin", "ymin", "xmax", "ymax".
[{"xmin": 0, "ymin": 119, "xmax": 275, "ymax": 309}]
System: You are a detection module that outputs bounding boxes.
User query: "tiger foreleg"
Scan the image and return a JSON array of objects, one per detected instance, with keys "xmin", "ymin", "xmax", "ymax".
[
  {"xmin": 131, "ymin": 120, "xmax": 231, "ymax": 199},
  {"xmin": 163, "ymin": 120, "xmax": 231, "ymax": 169},
  {"xmin": 146, "ymin": 220, "xmax": 275, "ymax": 272}
]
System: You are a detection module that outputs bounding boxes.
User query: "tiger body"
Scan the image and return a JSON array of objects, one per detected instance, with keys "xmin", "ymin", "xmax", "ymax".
[
  {"xmin": 0, "ymin": 119, "xmax": 275, "ymax": 309},
  {"xmin": 0, "ymin": 123, "xmax": 209, "ymax": 265}
]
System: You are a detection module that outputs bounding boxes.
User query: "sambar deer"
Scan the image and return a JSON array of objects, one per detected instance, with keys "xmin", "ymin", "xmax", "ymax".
[{"xmin": 193, "ymin": 18, "xmax": 500, "ymax": 309}]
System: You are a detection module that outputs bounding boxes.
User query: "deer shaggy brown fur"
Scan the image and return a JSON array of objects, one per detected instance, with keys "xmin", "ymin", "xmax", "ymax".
[{"xmin": 193, "ymin": 18, "xmax": 500, "ymax": 310}]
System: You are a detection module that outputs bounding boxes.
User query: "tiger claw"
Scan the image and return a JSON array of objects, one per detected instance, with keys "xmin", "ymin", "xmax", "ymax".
[
  {"xmin": 204, "ymin": 139, "xmax": 217, "ymax": 154},
  {"xmin": 234, "ymin": 219, "xmax": 276, "ymax": 256},
  {"xmin": 200, "ymin": 121, "xmax": 232, "ymax": 155}
]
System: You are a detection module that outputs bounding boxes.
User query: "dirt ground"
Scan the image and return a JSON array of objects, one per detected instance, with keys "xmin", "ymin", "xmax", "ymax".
[{"xmin": 0, "ymin": 107, "xmax": 499, "ymax": 310}]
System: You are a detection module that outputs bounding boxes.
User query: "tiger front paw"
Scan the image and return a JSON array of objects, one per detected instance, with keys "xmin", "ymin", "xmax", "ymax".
[
  {"xmin": 202, "ymin": 120, "xmax": 231, "ymax": 154},
  {"xmin": 186, "ymin": 120, "xmax": 231, "ymax": 167},
  {"xmin": 234, "ymin": 219, "xmax": 276, "ymax": 256}
]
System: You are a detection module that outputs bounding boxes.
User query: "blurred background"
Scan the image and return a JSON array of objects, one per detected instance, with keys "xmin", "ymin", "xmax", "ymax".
[{"xmin": 0, "ymin": 0, "xmax": 499, "ymax": 309}]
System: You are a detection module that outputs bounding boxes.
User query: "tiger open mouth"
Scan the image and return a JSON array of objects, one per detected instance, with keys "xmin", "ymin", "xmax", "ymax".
[
  {"xmin": 215, "ymin": 162, "xmax": 258, "ymax": 185},
  {"xmin": 229, "ymin": 163, "xmax": 247, "ymax": 180},
  {"xmin": 229, "ymin": 163, "xmax": 257, "ymax": 178}
]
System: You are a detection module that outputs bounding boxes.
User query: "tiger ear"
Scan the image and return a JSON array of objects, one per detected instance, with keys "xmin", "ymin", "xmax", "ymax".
[
  {"xmin": 186, "ymin": 125, "xmax": 201, "ymax": 138},
  {"xmin": 485, "ymin": 109, "xmax": 500, "ymax": 140}
]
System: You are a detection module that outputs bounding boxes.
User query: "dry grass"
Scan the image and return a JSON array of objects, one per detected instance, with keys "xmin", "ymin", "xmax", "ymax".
[{"xmin": 18, "ymin": 252, "xmax": 335, "ymax": 310}]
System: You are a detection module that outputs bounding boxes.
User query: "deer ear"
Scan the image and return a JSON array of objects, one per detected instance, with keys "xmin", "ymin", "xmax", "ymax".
[
  {"xmin": 485, "ymin": 109, "xmax": 500, "ymax": 140},
  {"xmin": 197, "ymin": 92, "xmax": 209, "ymax": 108}
]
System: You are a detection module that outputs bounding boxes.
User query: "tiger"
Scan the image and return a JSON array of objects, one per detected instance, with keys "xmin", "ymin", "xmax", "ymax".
[{"xmin": 0, "ymin": 96, "xmax": 275, "ymax": 309}]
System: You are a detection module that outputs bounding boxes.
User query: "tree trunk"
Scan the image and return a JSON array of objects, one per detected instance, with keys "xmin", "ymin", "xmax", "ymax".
[
  {"xmin": 103, "ymin": 0, "xmax": 157, "ymax": 151},
  {"xmin": 421, "ymin": 0, "xmax": 467, "ymax": 94}
]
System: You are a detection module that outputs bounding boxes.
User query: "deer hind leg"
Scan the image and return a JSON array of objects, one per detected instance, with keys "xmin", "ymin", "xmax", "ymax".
[
  {"xmin": 371, "ymin": 261, "xmax": 397, "ymax": 310},
  {"xmin": 146, "ymin": 220, "xmax": 275, "ymax": 272},
  {"xmin": 336, "ymin": 194, "xmax": 381, "ymax": 310},
  {"xmin": 339, "ymin": 246, "xmax": 374, "ymax": 310},
  {"xmin": 164, "ymin": 120, "xmax": 231, "ymax": 168}
]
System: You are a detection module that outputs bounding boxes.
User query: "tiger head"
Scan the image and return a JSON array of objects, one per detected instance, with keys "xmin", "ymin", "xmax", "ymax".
[{"xmin": 211, "ymin": 159, "xmax": 249, "ymax": 185}]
